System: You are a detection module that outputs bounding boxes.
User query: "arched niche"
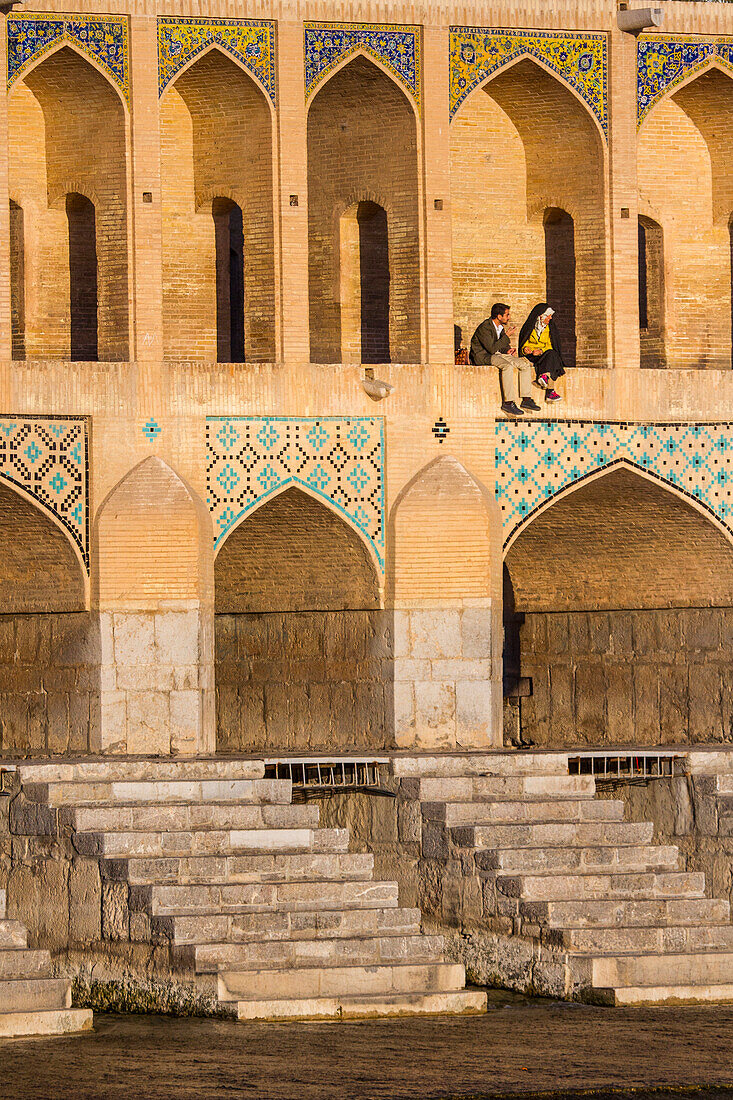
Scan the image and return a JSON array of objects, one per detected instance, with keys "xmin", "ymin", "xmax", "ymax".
[
  {"xmin": 214, "ymin": 486, "xmax": 389, "ymax": 753},
  {"xmin": 638, "ymin": 66, "xmax": 733, "ymax": 370},
  {"xmin": 8, "ymin": 45, "xmax": 129, "ymax": 361},
  {"xmin": 307, "ymin": 54, "xmax": 421, "ymax": 365},
  {"xmin": 451, "ymin": 57, "xmax": 607, "ymax": 368},
  {"xmin": 160, "ymin": 48, "xmax": 275, "ymax": 363},
  {"xmin": 504, "ymin": 465, "xmax": 733, "ymax": 748}
]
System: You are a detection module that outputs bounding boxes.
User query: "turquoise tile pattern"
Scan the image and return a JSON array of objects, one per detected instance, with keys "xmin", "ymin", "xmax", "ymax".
[
  {"xmin": 7, "ymin": 13, "xmax": 129, "ymax": 103},
  {"xmin": 638, "ymin": 35, "xmax": 733, "ymax": 125},
  {"xmin": 207, "ymin": 417, "xmax": 384, "ymax": 568},
  {"xmin": 304, "ymin": 22, "xmax": 420, "ymax": 108},
  {"xmin": 0, "ymin": 417, "xmax": 88, "ymax": 568},
  {"xmin": 157, "ymin": 16, "xmax": 276, "ymax": 102},
  {"xmin": 496, "ymin": 420, "xmax": 733, "ymax": 546},
  {"xmin": 449, "ymin": 27, "xmax": 607, "ymax": 134}
]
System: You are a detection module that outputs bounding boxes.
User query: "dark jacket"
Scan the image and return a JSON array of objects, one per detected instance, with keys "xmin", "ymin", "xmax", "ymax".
[{"xmin": 469, "ymin": 319, "xmax": 511, "ymax": 365}]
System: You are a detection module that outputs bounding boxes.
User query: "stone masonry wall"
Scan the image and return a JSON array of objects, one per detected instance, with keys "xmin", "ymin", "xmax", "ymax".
[{"xmin": 516, "ymin": 607, "xmax": 733, "ymax": 748}]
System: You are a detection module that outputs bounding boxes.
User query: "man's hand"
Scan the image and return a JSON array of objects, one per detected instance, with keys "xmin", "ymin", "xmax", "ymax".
[{"xmin": 506, "ymin": 324, "xmax": 516, "ymax": 336}]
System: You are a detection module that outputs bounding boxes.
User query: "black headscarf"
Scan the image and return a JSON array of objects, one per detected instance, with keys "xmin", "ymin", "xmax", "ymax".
[{"xmin": 517, "ymin": 303, "xmax": 565, "ymax": 364}]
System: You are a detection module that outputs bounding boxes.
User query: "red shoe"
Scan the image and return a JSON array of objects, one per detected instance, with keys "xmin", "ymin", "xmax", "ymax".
[
  {"xmin": 545, "ymin": 389, "xmax": 561, "ymax": 402},
  {"xmin": 534, "ymin": 373, "xmax": 550, "ymax": 390}
]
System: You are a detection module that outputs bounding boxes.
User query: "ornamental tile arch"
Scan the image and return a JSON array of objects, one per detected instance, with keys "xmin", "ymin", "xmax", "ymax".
[
  {"xmin": 496, "ymin": 420, "xmax": 733, "ymax": 549},
  {"xmin": 449, "ymin": 27, "xmax": 607, "ymax": 135},
  {"xmin": 637, "ymin": 35, "xmax": 733, "ymax": 126},
  {"xmin": 7, "ymin": 12, "xmax": 129, "ymax": 104},
  {"xmin": 304, "ymin": 23, "xmax": 420, "ymax": 110},
  {"xmin": 0, "ymin": 417, "xmax": 88, "ymax": 569},
  {"xmin": 207, "ymin": 417, "xmax": 385, "ymax": 571},
  {"xmin": 157, "ymin": 17, "xmax": 276, "ymax": 104}
]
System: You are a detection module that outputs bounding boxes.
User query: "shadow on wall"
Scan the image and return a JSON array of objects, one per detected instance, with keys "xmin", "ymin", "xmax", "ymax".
[
  {"xmin": 214, "ymin": 487, "xmax": 394, "ymax": 753},
  {"xmin": 504, "ymin": 465, "xmax": 733, "ymax": 748}
]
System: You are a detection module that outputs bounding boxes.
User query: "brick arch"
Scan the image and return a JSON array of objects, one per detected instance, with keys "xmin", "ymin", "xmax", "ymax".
[
  {"xmin": 161, "ymin": 42, "xmax": 276, "ymax": 120},
  {"xmin": 451, "ymin": 55, "xmax": 608, "ymax": 369},
  {"xmin": 389, "ymin": 455, "xmax": 501, "ymax": 603},
  {"xmin": 8, "ymin": 45, "xmax": 129, "ymax": 361},
  {"xmin": 95, "ymin": 456, "xmax": 213, "ymax": 609},
  {"xmin": 307, "ymin": 53, "xmax": 421, "ymax": 365},
  {"xmin": 9, "ymin": 38, "xmax": 129, "ymax": 114},
  {"xmin": 306, "ymin": 47, "xmax": 420, "ymax": 121},
  {"xmin": 504, "ymin": 462, "xmax": 733, "ymax": 613},
  {"xmin": 160, "ymin": 45, "xmax": 276, "ymax": 362}
]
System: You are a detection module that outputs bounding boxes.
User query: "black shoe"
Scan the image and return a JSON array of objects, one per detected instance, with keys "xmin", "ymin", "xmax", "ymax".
[
  {"xmin": 501, "ymin": 401, "xmax": 523, "ymax": 417},
  {"xmin": 521, "ymin": 398, "xmax": 541, "ymax": 412}
]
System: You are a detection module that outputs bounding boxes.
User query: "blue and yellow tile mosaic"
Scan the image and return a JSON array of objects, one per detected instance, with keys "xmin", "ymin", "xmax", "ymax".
[
  {"xmin": 496, "ymin": 420, "xmax": 733, "ymax": 547},
  {"xmin": 450, "ymin": 27, "xmax": 607, "ymax": 135},
  {"xmin": 207, "ymin": 417, "xmax": 384, "ymax": 569},
  {"xmin": 158, "ymin": 17, "xmax": 276, "ymax": 103},
  {"xmin": 0, "ymin": 416, "xmax": 88, "ymax": 568},
  {"xmin": 304, "ymin": 22, "xmax": 420, "ymax": 109},
  {"xmin": 7, "ymin": 13, "xmax": 129, "ymax": 104},
  {"xmin": 637, "ymin": 35, "xmax": 733, "ymax": 126}
]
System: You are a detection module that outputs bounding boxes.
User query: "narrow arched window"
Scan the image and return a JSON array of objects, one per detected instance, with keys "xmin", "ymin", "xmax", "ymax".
[
  {"xmin": 544, "ymin": 208, "xmax": 576, "ymax": 366},
  {"xmin": 340, "ymin": 200, "xmax": 390, "ymax": 364},
  {"xmin": 66, "ymin": 193, "xmax": 98, "ymax": 361},
  {"xmin": 639, "ymin": 215, "xmax": 665, "ymax": 368},
  {"xmin": 9, "ymin": 200, "xmax": 25, "ymax": 361},
  {"xmin": 213, "ymin": 198, "xmax": 245, "ymax": 363}
]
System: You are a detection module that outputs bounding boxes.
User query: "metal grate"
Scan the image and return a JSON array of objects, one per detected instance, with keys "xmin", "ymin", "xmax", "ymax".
[
  {"xmin": 568, "ymin": 751, "xmax": 685, "ymax": 788},
  {"xmin": 263, "ymin": 758, "xmax": 393, "ymax": 799}
]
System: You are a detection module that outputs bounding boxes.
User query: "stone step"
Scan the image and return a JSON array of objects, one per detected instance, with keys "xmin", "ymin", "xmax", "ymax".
[
  {"xmin": 0, "ymin": 950, "xmax": 53, "ymax": 980},
  {"xmin": 393, "ymin": 753, "xmax": 568, "ymax": 779},
  {"xmin": 17, "ymin": 759, "xmax": 265, "ymax": 784},
  {"xmin": 106, "ymin": 852, "xmax": 375, "ymax": 886},
  {"xmin": 520, "ymin": 897, "xmax": 729, "ymax": 929},
  {"xmin": 0, "ymin": 921, "xmax": 28, "ymax": 949},
  {"xmin": 591, "ymin": 950, "xmax": 733, "ymax": 989},
  {"xmin": 179, "ymin": 930, "xmax": 438, "ymax": 967},
  {"xmin": 172, "ymin": 908, "xmax": 423, "ymax": 949},
  {"xmin": 608, "ymin": 984, "xmax": 733, "ymax": 1006},
  {"xmin": 415, "ymin": 775, "xmax": 596, "ymax": 803},
  {"xmin": 32, "ymin": 778, "xmax": 291, "ymax": 808},
  {"xmin": 558, "ymin": 924, "xmax": 733, "ymax": 955},
  {"xmin": 233, "ymin": 989, "xmax": 487, "ymax": 1021},
  {"xmin": 435, "ymin": 799, "xmax": 623, "ymax": 828},
  {"xmin": 499, "ymin": 870, "xmax": 706, "ymax": 902},
  {"xmin": 475, "ymin": 844, "xmax": 680, "ymax": 876},
  {"xmin": 218, "ymin": 961, "xmax": 467, "ymax": 1001},
  {"xmin": 76, "ymin": 827, "xmax": 350, "ymax": 859},
  {"xmin": 151, "ymin": 879, "xmax": 399, "ymax": 917},
  {"xmin": 456, "ymin": 821, "xmax": 654, "ymax": 850},
  {"xmin": 65, "ymin": 802, "xmax": 319, "ymax": 834},
  {"xmin": 0, "ymin": 1008, "xmax": 93, "ymax": 1038},
  {"xmin": 0, "ymin": 977, "xmax": 70, "ymax": 1014}
]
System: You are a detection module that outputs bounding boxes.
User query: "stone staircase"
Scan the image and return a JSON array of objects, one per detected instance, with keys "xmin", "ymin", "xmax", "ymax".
[
  {"xmin": 396, "ymin": 752, "xmax": 733, "ymax": 1006},
  {"xmin": 15, "ymin": 758, "xmax": 486, "ymax": 1022},
  {"xmin": 0, "ymin": 885, "xmax": 92, "ymax": 1037}
]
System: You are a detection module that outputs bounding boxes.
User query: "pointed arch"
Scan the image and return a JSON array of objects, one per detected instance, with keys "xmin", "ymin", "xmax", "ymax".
[
  {"xmin": 160, "ymin": 41, "xmax": 276, "ymax": 121},
  {"xmin": 95, "ymin": 457, "xmax": 213, "ymax": 609},
  {"xmin": 307, "ymin": 46, "xmax": 420, "ymax": 121},
  {"xmin": 637, "ymin": 57, "xmax": 733, "ymax": 134},
  {"xmin": 9, "ymin": 37, "xmax": 129, "ymax": 115},
  {"xmin": 307, "ymin": 52, "xmax": 422, "ymax": 364}
]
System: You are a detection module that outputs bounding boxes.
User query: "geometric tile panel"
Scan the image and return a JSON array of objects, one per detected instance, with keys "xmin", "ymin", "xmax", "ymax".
[
  {"xmin": 157, "ymin": 16, "xmax": 276, "ymax": 103},
  {"xmin": 637, "ymin": 35, "xmax": 733, "ymax": 126},
  {"xmin": 496, "ymin": 420, "xmax": 733, "ymax": 547},
  {"xmin": 450, "ymin": 27, "xmax": 607, "ymax": 135},
  {"xmin": 304, "ymin": 22, "xmax": 420, "ymax": 109},
  {"xmin": 206, "ymin": 417, "xmax": 385, "ymax": 569},
  {"xmin": 0, "ymin": 417, "xmax": 88, "ymax": 569},
  {"xmin": 7, "ymin": 13, "xmax": 129, "ymax": 104}
]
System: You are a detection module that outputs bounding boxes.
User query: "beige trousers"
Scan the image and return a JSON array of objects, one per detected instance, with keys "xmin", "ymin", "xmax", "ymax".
[{"xmin": 492, "ymin": 353, "xmax": 533, "ymax": 405}]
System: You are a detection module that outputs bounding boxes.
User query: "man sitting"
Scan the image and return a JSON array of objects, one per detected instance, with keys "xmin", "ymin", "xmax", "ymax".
[{"xmin": 470, "ymin": 303, "xmax": 540, "ymax": 417}]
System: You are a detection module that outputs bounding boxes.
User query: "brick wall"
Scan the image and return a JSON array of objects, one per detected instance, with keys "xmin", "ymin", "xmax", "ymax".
[
  {"xmin": 9, "ymin": 47, "xmax": 129, "ymax": 361},
  {"xmin": 451, "ymin": 59, "xmax": 607, "ymax": 368},
  {"xmin": 160, "ymin": 49, "xmax": 275, "ymax": 362},
  {"xmin": 307, "ymin": 55, "xmax": 420, "ymax": 364}
]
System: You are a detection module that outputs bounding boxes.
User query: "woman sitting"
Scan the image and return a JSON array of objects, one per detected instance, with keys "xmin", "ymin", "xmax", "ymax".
[{"xmin": 518, "ymin": 303, "xmax": 566, "ymax": 403}]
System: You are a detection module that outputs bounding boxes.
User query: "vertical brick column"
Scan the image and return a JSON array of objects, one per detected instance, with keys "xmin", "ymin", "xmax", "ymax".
[
  {"xmin": 421, "ymin": 25, "xmax": 454, "ymax": 366},
  {"xmin": 277, "ymin": 22, "xmax": 310, "ymax": 363},
  {"xmin": 0, "ymin": 17, "xmax": 12, "ymax": 360},
  {"xmin": 607, "ymin": 25, "xmax": 641, "ymax": 370},
  {"xmin": 129, "ymin": 15, "xmax": 163, "ymax": 362}
]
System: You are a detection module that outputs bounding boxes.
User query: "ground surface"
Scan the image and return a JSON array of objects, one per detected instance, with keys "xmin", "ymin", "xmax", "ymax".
[{"xmin": 2, "ymin": 996, "xmax": 733, "ymax": 1099}]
